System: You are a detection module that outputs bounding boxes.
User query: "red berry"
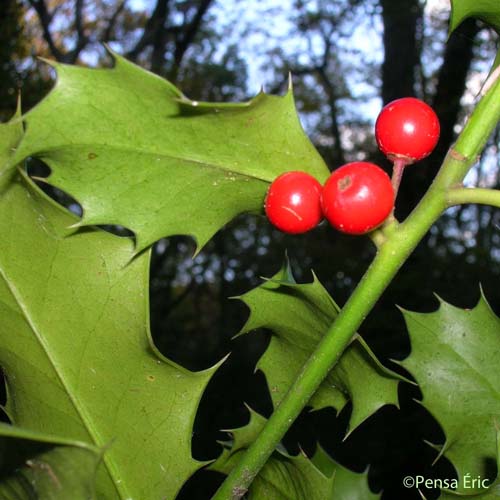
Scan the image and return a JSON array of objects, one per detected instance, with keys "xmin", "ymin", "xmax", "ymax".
[
  {"xmin": 265, "ymin": 171, "xmax": 323, "ymax": 234},
  {"xmin": 321, "ymin": 162, "xmax": 394, "ymax": 234},
  {"xmin": 375, "ymin": 97, "xmax": 440, "ymax": 163}
]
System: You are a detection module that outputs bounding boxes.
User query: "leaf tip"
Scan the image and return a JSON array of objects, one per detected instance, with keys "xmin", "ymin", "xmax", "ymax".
[
  {"xmin": 37, "ymin": 55, "xmax": 58, "ymax": 68},
  {"xmin": 231, "ymin": 324, "xmax": 250, "ymax": 340},
  {"xmin": 102, "ymin": 41, "xmax": 114, "ymax": 56},
  {"xmin": 15, "ymin": 93, "xmax": 22, "ymax": 117},
  {"xmin": 103, "ymin": 43, "xmax": 127, "ymax": 69},
  {"xmin": 432, "ymin": 292, "xmax": 446, "ymax": 305},
  {"xmin": 395, "ymin": 303, "xmax": 409, "ymax": 314},
  {"xmin": 424, "ymin": 439, "xmax": 448, "ymax": 465}
]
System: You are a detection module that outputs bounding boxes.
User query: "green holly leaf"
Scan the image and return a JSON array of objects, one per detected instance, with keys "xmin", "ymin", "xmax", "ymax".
[
  {"xmin": 0, "ymin": 102, "xmax": 23, "ymax": 190},
  {"xmin": 400, "ymin": 294, "xmax": 500, "ymax": 494},
  {"xmin": 213, "ymin": 410, "xmax": 380, "ymax": 499},
  {"xmin": 449, "ymin": 0, "xmax": 500, "ymax": 73},
  {"xmin": 247, "ymin": 446, "xmax": 379, "ymax": 500},
  {"xmin": 215, "ymin": 448, "xmax": 379, "ymax": 500},
  {"xmin": 237, "ymin": 262, "xmax": 403, "ymax": 434},
  {"xmin": 211, "ymin": 406, "xmax": 268, "ymax": 475},
  {"xmin": 428, "ymin": 426, "xmax": 500, "ymax": 499},
  {"xmin": 0, "ymin": 165, "xmax": 219, "ymax": 498},
  {"xmin": 0, "ymin": 422, "xmax": 100, "ymax": 499},
  {"xmin": 225, "ymin": 407, "xmax": 269, "ymax": 457},
  {"xmin": 449, "ymin": 0, "xmax": 500, "ymax": 35},
  {"xmin": 439, "ymin": 483, "xmax": 500, "ymax": 499},
  {"xmin": 13, "ymin": 53, "xmax": 329, "ymax": 253}
]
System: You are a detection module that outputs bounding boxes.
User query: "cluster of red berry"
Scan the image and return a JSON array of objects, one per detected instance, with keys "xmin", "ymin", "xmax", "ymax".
[{"xmin": 265, "ymin": 97, "xmax": 440, "ymax": 235}]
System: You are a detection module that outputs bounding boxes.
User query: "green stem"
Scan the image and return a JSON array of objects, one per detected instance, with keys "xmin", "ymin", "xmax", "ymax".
[
  {"xmin": 212, "ymin": 183, "xmax": 445, "ymax": 500},
  {"xmin": 447, "ymin": 187, "xmax": 500, "ymax": 208},
  {"xmin": 212, "ymin": 66, "xmax": 500, "ymax": 500}
]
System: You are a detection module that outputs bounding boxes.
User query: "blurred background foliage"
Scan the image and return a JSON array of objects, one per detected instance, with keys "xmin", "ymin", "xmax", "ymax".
[{"xmin": 1, "ymin": 0, "xmax": 499, "ymax": 498}]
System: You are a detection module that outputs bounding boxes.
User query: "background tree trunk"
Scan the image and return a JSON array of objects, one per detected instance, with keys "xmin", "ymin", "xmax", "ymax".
[
  {"xmin": 380, "ymin": 0, "xmax": 423, "ymax": 104},
  {"xmin": 381, "ymin": 0, "xmax": 481, "ymax": 218}
]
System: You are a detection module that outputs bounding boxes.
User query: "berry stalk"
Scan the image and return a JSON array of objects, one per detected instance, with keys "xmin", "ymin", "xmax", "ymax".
[{"xmin": 391, "ymin": 157, "xmax": 408, "ymax": 199}]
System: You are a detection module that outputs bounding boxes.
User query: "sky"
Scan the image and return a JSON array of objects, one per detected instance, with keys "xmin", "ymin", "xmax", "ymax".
[{"xmin": 102, "ymin": 0, "xmax": 496, "ymax": 187}]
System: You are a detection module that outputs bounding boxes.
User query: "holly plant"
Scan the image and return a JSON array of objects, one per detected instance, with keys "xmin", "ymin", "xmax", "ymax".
[{"xmin": 0, "ymin": 0, "xmax": 500, "ymax": 499}]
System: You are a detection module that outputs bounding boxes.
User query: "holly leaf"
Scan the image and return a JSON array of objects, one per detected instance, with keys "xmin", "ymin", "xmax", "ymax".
[
  {"xmin": 439, "ymin": 482, "xmax": 500, "ymax": 499},
  {"xmin": 13, "ymin": 52, "xmax": 329, "ymax": 252},
  {"xmin": 246, "ymin": 446, "xmax": 379, "ymax": 500},
  {"xmin": 213, "ymin": 410, "xmax": 380, "ymax": 499},
  {"xmin": 0, "ymin": 163, "xmax": 219, "ymax": 497},
  {"xmin": 237, "ymin": 262, "xmax": 403, "ymax": 434},
  {"xmin": 400, "ymin": 294, "xmax": 500, "ymax": 494},
  {"xmin": 437, "ymin": 441, "xmax": 500, "ymax": 499},
  {"xmin": 428, "ymin": 426, "xmax": 500, "ymax": 499},
  {"xmin": 0, "ymin": 101, "xmax": 23, "ymax": 190},
  {"xmin": 211, "ymin": 406, "xmax": 269, "ymax": 475},
  {"xmin": 449, "ymin": 0, "xmax": 500, "ymax": 34},
  {"xmin": 0, "ymin": 422, "xmax": 100, "ymax": 499},
  {"xmin": 449, "ymin": 0, "xmax": 500, "ymax": 73}
]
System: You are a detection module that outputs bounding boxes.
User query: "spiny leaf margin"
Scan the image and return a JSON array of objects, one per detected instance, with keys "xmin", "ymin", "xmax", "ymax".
[
  {"xmin": 235, "ymin": 261, "xmax": 404, "ymax": 436},
  {"xmin": 400, "ymin": 292, "xmax": 500, "ymax": 494},
  {"xmin": 13, "ymin": 50, "xmax": 330, "ymax": 253},
  {"xmin": 0, "ymin": 164, "xmax": 220, "ymax": 498},
  {"xmin": 212, "ymin": 408, "xmax": 380, "ymax": 500}
]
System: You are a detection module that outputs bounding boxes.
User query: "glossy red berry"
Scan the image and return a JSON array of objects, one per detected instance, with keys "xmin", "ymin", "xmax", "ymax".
[
  {"xmin": 375, "ymin": 97, "xmax": 440, "ymax": 163},
  {"xmin": 265, "ymin": 171, "xmax": 323, "ymax": 234},
  {"xmin": 321, "ymin": 162, "xmax": 394, "ymax": 234}
]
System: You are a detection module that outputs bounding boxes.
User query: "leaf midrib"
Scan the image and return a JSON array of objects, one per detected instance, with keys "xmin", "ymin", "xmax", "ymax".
[
  {"xmin": 0, "ymin": 263, "xmax": 128, "ymax": 500},
  {"xmin": 36, "ymin": 141, "xmax": 278, "ymax": 185}
]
